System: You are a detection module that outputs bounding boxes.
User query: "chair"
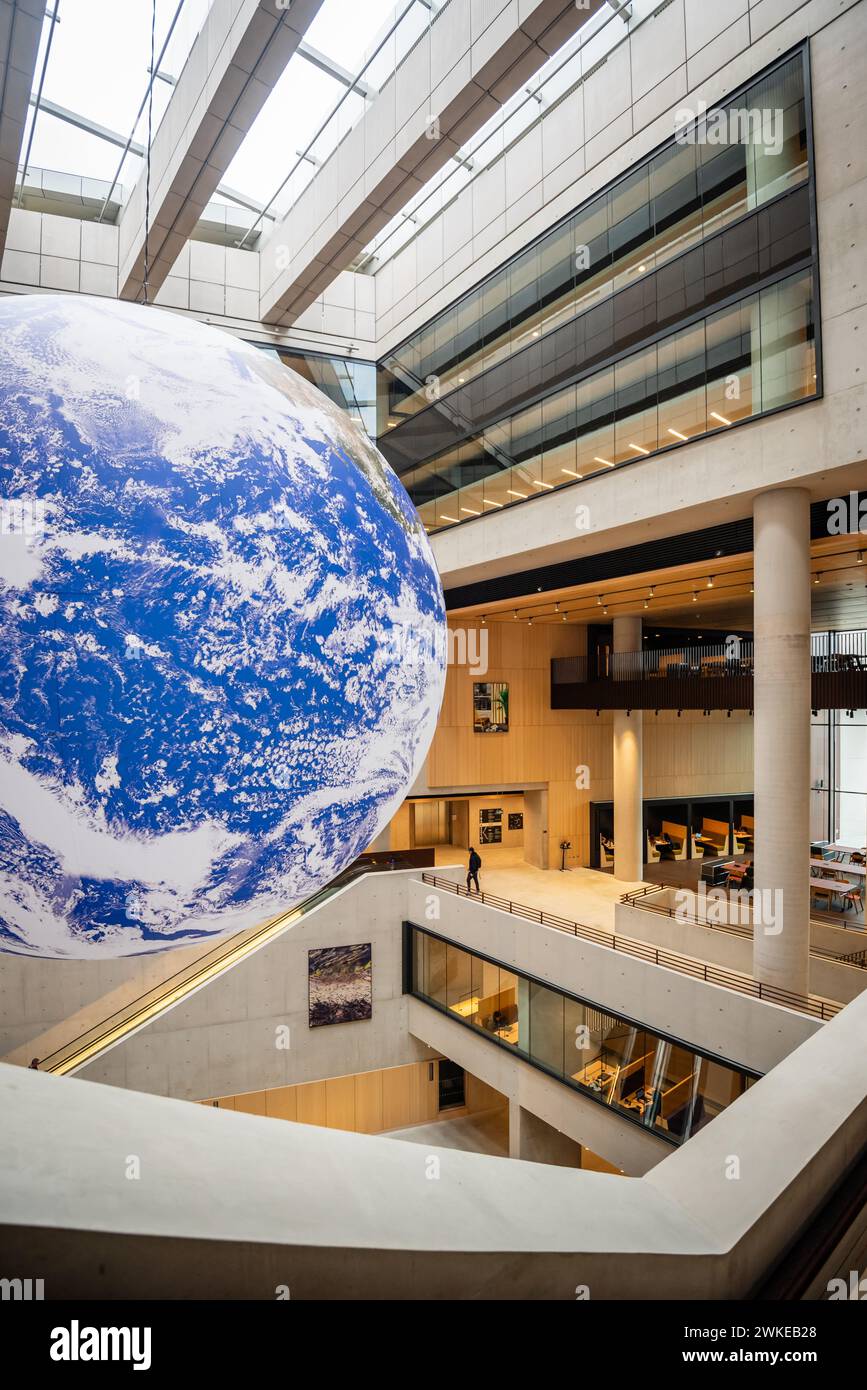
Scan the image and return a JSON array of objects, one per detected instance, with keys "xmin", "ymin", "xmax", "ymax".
[
  {"xmin": 851, "ymin": 852, "xmax": 865, "ymax": 867},
  {"xmin": 844, "ymin": 886, "xmax": 864, "ymax": 914},
  {"xmin": 811, "ymin": 881, "xmax": 834, "ymax": 909}
]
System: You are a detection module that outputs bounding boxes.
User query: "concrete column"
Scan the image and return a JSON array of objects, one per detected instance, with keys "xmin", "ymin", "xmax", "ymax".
[
  {"xmin": 613, "ymin": 616, "xmax": 644, "ymax": 882},
  {"xmin": 753, "ymin": 488, "xmax": 811, "ymax": 997},
  {"xmin": 509, "ymin": 1104, "xmax": 582, "ymax": 1169}
]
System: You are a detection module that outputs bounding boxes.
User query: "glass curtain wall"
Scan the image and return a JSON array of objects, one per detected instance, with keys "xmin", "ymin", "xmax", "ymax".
[
  {"xmin": 408, "ymin": 925, "xmax": 757, "ymax": 1145},
  {"xmin": 270, "ymin": 348, "xmax": 377, "ymax": 439},
  {"xmin": 809, "ymin": 705, "xmax": 866, "ymax": 848},
  {"xmin": 378, "ymin": 52, "xmax": 808, "ymax": 430},
  {"xmin": 404, "ymin": 268, "xmax": 816, "ymax": 529}
]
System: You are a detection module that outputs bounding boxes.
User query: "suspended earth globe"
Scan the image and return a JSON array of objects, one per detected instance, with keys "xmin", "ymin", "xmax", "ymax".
[{"xmin": 0, "ymin": 295, "xmax": 446, "ymax": 959}]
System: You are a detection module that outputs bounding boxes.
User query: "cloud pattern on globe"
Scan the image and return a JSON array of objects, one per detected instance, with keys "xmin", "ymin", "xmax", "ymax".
[{"xmin": 0, "ymin": 296, "xmax": 445, "ymax": 959}]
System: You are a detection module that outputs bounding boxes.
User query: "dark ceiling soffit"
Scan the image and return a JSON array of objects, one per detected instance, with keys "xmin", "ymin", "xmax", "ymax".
[{"xmin": 443, "ymin": 493, "xmax": 867, "ymax": 611}]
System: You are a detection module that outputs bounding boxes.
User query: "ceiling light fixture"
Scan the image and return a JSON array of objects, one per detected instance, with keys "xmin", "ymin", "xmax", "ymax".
[
  {"xmin": 594, "ymin": 457, "xmax": 614, "ymax": 468},
  {"xmin": 441, "ymin": 514, "xmax": 459, "ymax": 523},
  {"xmin": 483, "ymin": 498, "xmax": 503, "ymax": 508},
  {"xmin": 629, "ymin": 443, "xmax": 650, "ymax": 455},
  {"xmin": 668, "ymin": 427, "xmax": 688, "ymax": 441},
  {"xmin": 532, "ymin": 479, "xmax": 554, "ymax": 490},
  {"xmin": 710, "ymin": 411, "xmax": 732, "ymax": 426},
  {"xmin": 707, "ymin": 576, "xmax": 715, "ymax": 589},
  {"xmin": 507, "ymin": 489, "xmax": 528, "ymax": 499},
  {"xmin": 461, "ymin": 506, "xmax": 480, "ymax": 516},
  {"xmin": 561, "ymin": 468, "xmax": 583, "ymax": 478}
]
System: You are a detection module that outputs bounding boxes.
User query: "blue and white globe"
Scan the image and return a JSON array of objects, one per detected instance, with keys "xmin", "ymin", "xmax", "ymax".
[{"xmin": 0, "ymin": 295, "xmax": 445, "ymax": 959}]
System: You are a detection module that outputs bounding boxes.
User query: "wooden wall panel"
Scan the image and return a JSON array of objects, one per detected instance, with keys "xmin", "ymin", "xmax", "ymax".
[
  {"xmin": 296, "ymin": 1080, "xmax": 327, "ymax": 1128},
  {"xmin": 266, "ymin": 1086, "xmax": 297, "ymax": 1122},
  {"xmin": 233, "ymin": 1090, "xmax": 268, "ymax": 1116},
  {"xmin": 418, "ymin": 623, "xmax": 754, "ymax": 868},
  {"xmin": 354, "ymin": 1069, "xmax": 384, "ymax": 1133},
  {"xmin": 381, "ymin": 1064, "xmax": 414, "ymax": 1130},
  {"xmin": 325, "ymin": 1075, "xmax": 357, "ymax": 1131}
]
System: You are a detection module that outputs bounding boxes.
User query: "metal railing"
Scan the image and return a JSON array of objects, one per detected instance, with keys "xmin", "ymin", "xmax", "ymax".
[
  {"xmin": 620, "ymin": 883, "xmax": 867, "ymax": 969},
  {"xmin": 553, "ymin": 634, "xmax": 867, "ymax": 686},
  {"xmin": 421, "ymin": 873, "xmax": 841, "ymax": 1021}
]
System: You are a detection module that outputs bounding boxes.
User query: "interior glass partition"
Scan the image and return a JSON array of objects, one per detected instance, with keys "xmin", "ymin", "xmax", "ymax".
[
  {"xmin": 379, "ymin": 50, "xmax": 809, "ymax": 429},
  {"xmin": 407, "ymin": 924, "xmax": 758, "ymax": 1146},
  {"xmin": 404, "ymin": 268, "xmax": 816, "ymax": 530}
]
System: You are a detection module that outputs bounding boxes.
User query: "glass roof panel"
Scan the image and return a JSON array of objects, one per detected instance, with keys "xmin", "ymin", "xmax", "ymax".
[
  {"xmin": 224, "ymin": 0, "xmax": 429, "ymax": 225},
  {"xmin": 24, "ymin": 1, "xmax": 213, "ymax": 188}
]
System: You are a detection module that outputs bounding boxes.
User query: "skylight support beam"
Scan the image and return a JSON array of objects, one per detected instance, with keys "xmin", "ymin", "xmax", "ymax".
[
  {"xmin": 259, "ymin": 0, "xmax": 607, "ymax": 327},
  {"xmin": 298, "ymin": 40, "xmax": 374, "ymax": 100},
  {"xmin": 0, "ymin": 0, "xmax": 45, "ymax": 257},
  {"xmin": 116, "ymin": 0, "xmax": 324, "ymax": 302}
]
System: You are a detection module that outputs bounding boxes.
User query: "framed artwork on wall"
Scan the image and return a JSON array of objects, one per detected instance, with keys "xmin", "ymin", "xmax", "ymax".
[
  {"xmin": 308, "ymin": 943, "xmax": 372, "ymax": 1027},
  {"xmin": 508, "ymin": 813, "xmax": 524, "ymax": 830},
  {"xmin": 473, "ymin": 681, "xmax": 509, "ymax": 733}
]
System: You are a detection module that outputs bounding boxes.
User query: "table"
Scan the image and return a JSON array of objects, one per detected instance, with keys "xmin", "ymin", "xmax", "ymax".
[
  {"xmin": 809, "ymin": 876, "xmax": 860, "ymax": 909},
  {"xmin": 810, "ymin": 858, "xmax": 866, "ymax": 877}
]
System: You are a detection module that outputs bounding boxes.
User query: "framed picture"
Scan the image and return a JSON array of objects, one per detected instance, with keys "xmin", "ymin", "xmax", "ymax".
[
  {"xmin": 473, "ymin": 681, "xmax": 509, "ymax": 733},
  {"xmin": 479, "ymin": 825, "xmax": 502, "ymax": 844},
  {"xmin": 508, "ymin": 813, "xmax": 524, "ymax": 831},
  {"xmin": 308, "ymin": 943, "xmax": 372, "ymax": 1028},
  {"xmin": 480, "ymin": 808, "xmax": 502, "ymax": 824}
]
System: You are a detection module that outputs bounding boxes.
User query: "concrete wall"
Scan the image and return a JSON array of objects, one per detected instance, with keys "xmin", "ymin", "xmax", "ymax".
[
  {"xmin": 409, "ymin": 877, "xmax": 820, "ymax": 1072},
  {"xmin": 3, "ymin": 980, "xmax": 867, "ymax": 1298},
  {"xmin": 72, "ymin": 871, "xmax": 434, "ymax": 1101},
  {"xmin": 616, "ymin": 894, "xmax": 867, "ymax": 1005},
  {"xmin": 0, "ymin": 207, "xmax": 376, "ymax": 359}
]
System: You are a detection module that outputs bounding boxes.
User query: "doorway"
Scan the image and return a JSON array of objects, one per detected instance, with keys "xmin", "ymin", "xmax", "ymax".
[{"xmin": 438, "ymin": 1060, "xmax": 466, "ymax": 1111}]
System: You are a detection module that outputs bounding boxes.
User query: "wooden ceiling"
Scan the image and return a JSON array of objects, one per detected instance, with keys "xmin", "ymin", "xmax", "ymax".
[{"xmin": 447, "ymin": 535, "xmax": 866, "ymax": 631}]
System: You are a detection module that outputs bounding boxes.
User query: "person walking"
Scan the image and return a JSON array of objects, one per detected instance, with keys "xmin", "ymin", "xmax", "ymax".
[{"xmin": 466, "ymin": 846, "xmax": 482, "ymax": 894}]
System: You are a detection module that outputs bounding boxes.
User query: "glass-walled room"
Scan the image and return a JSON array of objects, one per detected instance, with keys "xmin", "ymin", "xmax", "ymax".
[
  {"xmin": 379, "ymin": 51, "xmax": 810, "ymax": 427},
  {"xmin": 406, "ymin": 925, "xmax": 758, "ymax": 1147},
  {"xmin": 399, "ymin": 270, "xmax": 817, "ymax": 531}
]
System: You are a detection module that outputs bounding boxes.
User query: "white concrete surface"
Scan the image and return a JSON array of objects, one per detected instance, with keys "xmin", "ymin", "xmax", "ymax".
[{"xmin": 2, "ymin": 977, "xmax": 866, "ymax": 1298}]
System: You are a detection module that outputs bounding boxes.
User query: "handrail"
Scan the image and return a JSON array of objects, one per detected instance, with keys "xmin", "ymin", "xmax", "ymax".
[
  {"xmin": 620, "ymin": 883, "xmax": 867, "ymax": 967},
  {"xmin": 552, "ymin": 632, "xmax": 867, "ymax": 686},
  {"xmin": 34, "ymin": 862, "xmax": 406, "ymax": 1077},
  {"xmin": 421, "ymin": 873, "xmax": 841, "ymax": 1021}
]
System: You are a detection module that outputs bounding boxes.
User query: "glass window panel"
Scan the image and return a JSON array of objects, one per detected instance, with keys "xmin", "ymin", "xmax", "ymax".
[
  {"xmin": 529, "ymin": 982, "xmax": 565, "ymax": 1076},
  {"xmin": 706, "ymin": 295, "xmax": 757, "ymax": 427},
  {"xmin": 657, "ymin": 322, "xmax": 706, "ymax": 444},
  {"xmin": 447, "ymin": 945, "xmax": 476, "ymax": 1017},
  {"xmin": 614, "ymin": 345, "xmax": 658, "ymax": 462},
  {"xmin": 690, "ymin": 1057, "xmax": 748, "ymax": 1136},
  {"xmin": 649, "ymin": 1043, "xmax": 698, "ymax": 1138},
  {"xmin": 494, "ymin": 967, "xmax": 521, "ymax": 1047},
  {"xmin": 757, "ymin": 272, "xmax": 815, "ymax": 412},
  {"xmin": 426, "ymin": 936, "xmax": 448, "ymax": 1006}
]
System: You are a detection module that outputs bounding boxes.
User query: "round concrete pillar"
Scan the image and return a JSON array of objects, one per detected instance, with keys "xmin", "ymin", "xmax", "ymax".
[
  {"xmin": 752, "ymin": 487, "xmax": 811, "ymax": 997},
  {"xmin": 613, "ymin": 615, "xmax": 644, "ymax": 883}
]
